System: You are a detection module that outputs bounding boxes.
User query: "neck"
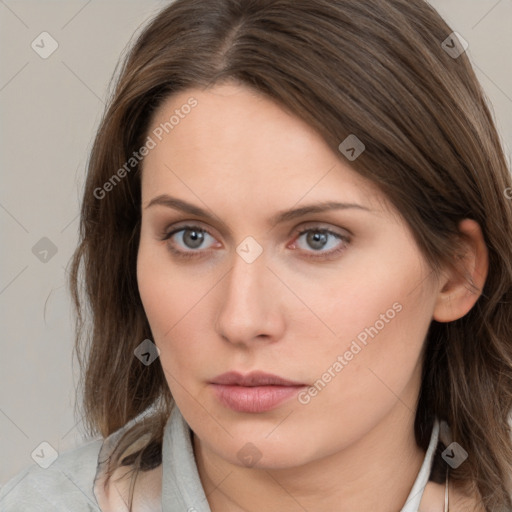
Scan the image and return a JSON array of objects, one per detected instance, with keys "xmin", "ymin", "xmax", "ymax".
[{"xmin": 193, "ymin": 405, "xmax": 427, "ymax": 512}]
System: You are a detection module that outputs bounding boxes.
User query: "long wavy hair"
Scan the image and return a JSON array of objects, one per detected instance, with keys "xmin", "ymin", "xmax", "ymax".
[{"xmin": 68, "ymin": 0, "xmax": 512, "ymax": 510}]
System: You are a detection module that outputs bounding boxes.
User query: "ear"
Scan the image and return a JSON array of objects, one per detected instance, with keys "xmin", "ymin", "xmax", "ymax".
[{"xmin": 432, "ymin": 219, "xmax": 489, "ymax": 323}]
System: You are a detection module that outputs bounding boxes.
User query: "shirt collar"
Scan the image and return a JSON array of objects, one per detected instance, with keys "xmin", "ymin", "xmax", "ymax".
[
  {"xmin": 162, "ymin": 405, "xmax": 211, "ymax": 512},
  {"xmin": 401, "ymin": 417, "xmax": 440, "ymax": 511}
]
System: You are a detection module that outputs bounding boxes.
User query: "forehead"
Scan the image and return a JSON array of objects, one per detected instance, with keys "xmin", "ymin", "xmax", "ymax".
[
  {"xmin": 141, "ymin": 83, "xmax": 389, "ymax": 215},
  {"xmin": 146, "ymin": 82, "xmax": 328, "ymax": 162}
]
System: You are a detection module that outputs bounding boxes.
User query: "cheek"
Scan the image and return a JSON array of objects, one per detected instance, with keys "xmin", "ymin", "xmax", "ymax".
[
  {"xmin": 316, "ymin": 280, "xmax": 434, "ymax": 419},
  {"xmin": 297, "ymin": 251, "xmax": 435, "ymax": 409},
  {"xmin": 137, "ymin": 244, "xmax": 169, "ymax": 331},
  {"xmin": 289, "ymin": 281, "xmax": 434, "ymax": 462},
  {"xmin": 136, "ymin": 241, "xmax": 214, "ymax": 382},
  {"xmin": 284, "ymin": 248, "xmax": 430, "ymax": 364},
  {"xmin": 137, "ymin": 233, "xmax": 197, "ymax": 329}
]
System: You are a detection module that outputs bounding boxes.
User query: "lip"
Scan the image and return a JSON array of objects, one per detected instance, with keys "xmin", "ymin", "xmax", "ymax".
[
  {"xmin": 210, "ymin": 371, "xmax": 307, "ymax": 413},
  {"xmin": 210, "ymin": 371, "xmax": 306, "ymax": 387}
]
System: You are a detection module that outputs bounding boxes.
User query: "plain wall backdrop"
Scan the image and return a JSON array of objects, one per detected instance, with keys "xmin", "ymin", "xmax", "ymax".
[{"xmin": 1, "ymin": 0, "xmax": 511, "ymax": 486}]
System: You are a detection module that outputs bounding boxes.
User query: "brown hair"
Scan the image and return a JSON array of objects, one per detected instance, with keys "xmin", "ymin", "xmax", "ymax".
[{"xmin": 68, "ymin": 0, "xmax": 512, "ymax": 510}]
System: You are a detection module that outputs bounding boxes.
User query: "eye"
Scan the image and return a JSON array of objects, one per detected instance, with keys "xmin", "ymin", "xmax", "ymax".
[
  {"xmin": 290, "ymin": 227, "xmax": 350, "ymax": 260},
  {"xmin": 160, "ymin": 224, "xmax": 351, "ymax": 260},
  {"xmin": 161, "ymin": 224, "xmax": 218, "ymax": 259}
]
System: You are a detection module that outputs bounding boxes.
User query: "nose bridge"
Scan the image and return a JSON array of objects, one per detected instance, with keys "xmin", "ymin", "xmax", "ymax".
[
  {"xmin": 216, "ymin": 243, "xmax": 278, "ymax": 342},
  {"xmin": 224, "ymin": 245, "xmax": 269, "ymax": 314}
]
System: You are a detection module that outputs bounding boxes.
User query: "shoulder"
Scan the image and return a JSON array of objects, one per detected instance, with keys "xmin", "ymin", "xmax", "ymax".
[{"xmin": 0, "ymin": 437, "xmax": 104, "ymax": 511}]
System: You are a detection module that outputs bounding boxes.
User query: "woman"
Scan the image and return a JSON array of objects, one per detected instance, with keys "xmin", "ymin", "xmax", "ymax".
[{"xmin": 1, "ymin": 0, "xmax": 511, "ymax": 510}]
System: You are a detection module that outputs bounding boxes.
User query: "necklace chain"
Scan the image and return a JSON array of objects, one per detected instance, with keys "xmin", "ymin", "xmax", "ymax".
[{"xmin": 444, "ymin": 467, "xmax": 450, "ymax": 512}]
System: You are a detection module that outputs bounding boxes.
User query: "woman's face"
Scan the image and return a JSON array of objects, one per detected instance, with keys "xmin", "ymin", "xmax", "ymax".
[{"xmin": 137, "ymin": 82, "xmax": 440, "ymax": 469}]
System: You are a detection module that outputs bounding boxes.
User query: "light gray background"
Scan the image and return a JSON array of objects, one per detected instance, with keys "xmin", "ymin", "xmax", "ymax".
[{"xmin": 1, "ymin": 0, "xmax": 511, "ymax": 485}]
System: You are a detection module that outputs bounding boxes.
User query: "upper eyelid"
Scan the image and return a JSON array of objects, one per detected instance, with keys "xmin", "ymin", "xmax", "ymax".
[
  {"xmin": 163, "ymin": 221, "xmax": 350, "ymax": 238},
  {"xmin": 163, "ymin": 217, "xmax": 352, "ymax": 236}
]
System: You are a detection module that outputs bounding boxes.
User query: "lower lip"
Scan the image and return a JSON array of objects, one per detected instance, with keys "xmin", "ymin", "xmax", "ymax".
[{"xmin": 210, "ymin": 384, "xmax": 306, "ymax": 413}]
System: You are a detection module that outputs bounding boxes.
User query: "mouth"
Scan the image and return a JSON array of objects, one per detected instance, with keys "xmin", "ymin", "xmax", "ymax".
[{"xmin": 209, "ymin": 371, "xmax": 308, "ymax": 413}]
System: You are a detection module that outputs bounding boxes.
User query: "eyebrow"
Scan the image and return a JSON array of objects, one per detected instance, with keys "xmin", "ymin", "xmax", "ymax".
[{"xmin": 144, "ymin": 194, "xmax": 373, "ymax": 226}]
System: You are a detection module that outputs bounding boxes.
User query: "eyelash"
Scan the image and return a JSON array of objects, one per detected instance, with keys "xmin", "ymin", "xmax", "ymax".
[{"xmin": 160, "ymin": 224, "xmax": 350, "ymax": 261}]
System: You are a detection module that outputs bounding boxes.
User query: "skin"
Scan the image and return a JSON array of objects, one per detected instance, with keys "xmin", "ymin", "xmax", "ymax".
[{"xmin": 136, "ymin": 82, "xmax": 488, "ymax": 511}]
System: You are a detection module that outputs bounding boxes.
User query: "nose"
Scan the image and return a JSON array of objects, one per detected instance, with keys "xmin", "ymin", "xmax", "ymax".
[{"xmin": 214, "ymin": 244, "xmax": 286, "ymax": 347}]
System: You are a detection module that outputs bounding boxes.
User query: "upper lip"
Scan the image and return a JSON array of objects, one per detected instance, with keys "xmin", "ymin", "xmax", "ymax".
[{"xmin": 210, "ymin": 371, "xmax": 306, "ymax": 387}]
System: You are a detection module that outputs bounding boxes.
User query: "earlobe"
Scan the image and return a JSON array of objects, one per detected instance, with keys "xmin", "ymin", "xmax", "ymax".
[{"xmin": 432, "ymin": 219, "xmax": 489, "ymax": 323}]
